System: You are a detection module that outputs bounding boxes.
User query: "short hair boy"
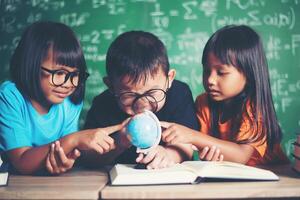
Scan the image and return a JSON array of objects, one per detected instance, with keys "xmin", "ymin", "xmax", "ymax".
[{"xmin": 84, "ymin": 31, "xmax": 199, "ymax": 169}]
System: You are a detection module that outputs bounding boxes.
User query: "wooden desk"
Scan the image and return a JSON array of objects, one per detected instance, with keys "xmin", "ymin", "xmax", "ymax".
[
  {"xmin": 0, "ymin": 168, "xmax": 108, "ymax": 200},
  {"xmin": 1, "ymin": 165, "xmax": 299, "ymax": 199},
  {"xmin": 100, "ymin": 165, "xmax": 300, "ymax": 199}
]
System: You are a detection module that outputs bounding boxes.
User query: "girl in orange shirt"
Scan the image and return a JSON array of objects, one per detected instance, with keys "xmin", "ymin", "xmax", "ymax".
[{"xmin": 161, "ymin": 25, "xmax": 289, "ymax": 166}]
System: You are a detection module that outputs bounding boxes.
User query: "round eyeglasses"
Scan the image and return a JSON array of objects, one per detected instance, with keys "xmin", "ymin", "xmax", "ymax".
[
  {"xmin": 114, "ymin": 78, "xmax": 169, "ymax": 113},
  {"xmin": 41, "ymin": 67, "xmax": 89, "ymax": 87}
]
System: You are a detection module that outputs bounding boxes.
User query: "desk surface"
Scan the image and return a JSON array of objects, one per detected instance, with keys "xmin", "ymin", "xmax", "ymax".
[
  {"xmin": 0, "ymin": 168, "xmax": 108, "ymax": 200},
  {"xmin": 100, "ymin": 165, "xmax": 300, "ymax": 199},
  {"xmin": 1, "ymin": 165, "xmax": 299, "ymax": 200}
]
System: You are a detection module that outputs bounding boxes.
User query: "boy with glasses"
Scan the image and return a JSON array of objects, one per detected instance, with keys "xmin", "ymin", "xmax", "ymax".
[{"xmin": 83, "ymin": 31, "xmax": 200, "ymax": 169}]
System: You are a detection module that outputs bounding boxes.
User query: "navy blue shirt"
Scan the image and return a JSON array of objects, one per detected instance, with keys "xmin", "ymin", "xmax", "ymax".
[{"xmin": 84, "ymin": 80, "xmax": 200, "ymax": 163}]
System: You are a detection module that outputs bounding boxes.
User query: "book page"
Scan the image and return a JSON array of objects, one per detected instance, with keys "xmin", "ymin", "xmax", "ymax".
[
  {"xmin": 110, "ymin": 164, "xmax": 197, "ymax": 185},
  {"xmin": 182, "ymin": 161, "xmax": 279, "ymax": 180},
  {"xmin": 0, "ymin": 172, "xmax": 8, "ymax": 186},
  {"xmin": 0, "ymin": 159, "xmax": 9, "ymax": 186}
]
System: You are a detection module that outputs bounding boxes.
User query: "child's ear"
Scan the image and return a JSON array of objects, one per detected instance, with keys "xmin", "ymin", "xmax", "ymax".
[{"xmin": 167, "ymin": 69, "xmax": 176, "ymax": 87}]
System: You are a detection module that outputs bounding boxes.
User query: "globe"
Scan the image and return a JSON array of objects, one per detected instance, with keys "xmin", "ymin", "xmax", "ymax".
[{"xmin": 126, "ymin": 110, "xmax": 161, "ymax": 150}]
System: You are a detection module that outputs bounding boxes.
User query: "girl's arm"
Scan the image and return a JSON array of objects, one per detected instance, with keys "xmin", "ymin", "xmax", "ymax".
[
  {"xmin": 6, "ymin": 124, "xmax": 124, "ymax": 174},
  {"xmin": 189, "ymin": 132, "xmax": 254, "ymax": 164},
  {"xmin": 161, "ymin": 122, "xmax": 255, "ymax": 164},
  {"xmin": 7, "ymin": 144, "xmax": 55, "ymax": 174},
  {"xmin": 6, "ymin": 131, "xmax": 86, "ymax": 174}
]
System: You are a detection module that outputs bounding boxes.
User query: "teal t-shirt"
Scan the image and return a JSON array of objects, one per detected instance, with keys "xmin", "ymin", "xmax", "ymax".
[{"xmin": 0, "ymin": 81, "xmax": 83, "ymax": 152}]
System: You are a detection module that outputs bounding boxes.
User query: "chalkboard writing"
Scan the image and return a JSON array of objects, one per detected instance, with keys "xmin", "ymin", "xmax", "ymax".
[{"xmin": 0, "ymin": 0, "xmax": 299, "ymax": 158}]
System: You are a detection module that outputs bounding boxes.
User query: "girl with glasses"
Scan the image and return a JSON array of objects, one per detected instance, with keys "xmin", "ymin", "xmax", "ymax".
[{"xmin": 0, "ymin": 21, "xmax": 125, "ymax": 175}]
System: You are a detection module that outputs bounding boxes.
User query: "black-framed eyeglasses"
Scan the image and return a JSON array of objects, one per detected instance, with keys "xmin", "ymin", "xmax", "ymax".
[
  {"xmin": 41, "ymin": 67, "xmax": 89, "ymax": 87},
  {"xmin": 114, "ymin": 78, "xmax": 169, "ymax": 113}
]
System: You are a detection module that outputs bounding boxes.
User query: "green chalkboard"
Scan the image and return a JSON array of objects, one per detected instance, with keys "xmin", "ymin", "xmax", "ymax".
[{"xmin": 0, "ymin": 0, "xmax": 299, "ymax": 158}]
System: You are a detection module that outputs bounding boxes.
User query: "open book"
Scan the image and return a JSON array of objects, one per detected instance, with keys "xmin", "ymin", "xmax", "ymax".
[
  {"xmin": 109, "ymin": 161, "xmax": 279, "ymax": 185},
  {"xmin": 0, "ymin": 158, "xmax": 9, "ymax": 187}
]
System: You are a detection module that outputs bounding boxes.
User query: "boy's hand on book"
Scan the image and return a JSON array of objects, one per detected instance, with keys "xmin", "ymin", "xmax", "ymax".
[
  {"xmin": 160, "ymin": 121, "xmax": 195, "ymax": 144},
  {"xmin": 46, "ymin": 141, "xmax": 81, "ymax": 175},
  {"xmin": 199, "ymin": 146, "xmax": 224, "ymax": 161},
  {"xmin": 136, "ymin": 145, "xmax": 175, "ymax": 170}
]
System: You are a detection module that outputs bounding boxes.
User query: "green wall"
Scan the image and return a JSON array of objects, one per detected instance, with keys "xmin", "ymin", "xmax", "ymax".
[{"xmin": 0, "ymin": 0, "xmax": 299, "ymax": 158}]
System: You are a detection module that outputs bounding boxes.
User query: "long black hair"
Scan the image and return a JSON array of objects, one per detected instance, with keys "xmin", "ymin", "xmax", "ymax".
[
  {"xmin": 10, "ymin": 21, "xmax": 88, "ymax": 105},
  {"xmin": 202, "ymin": 25, "xmax": 282, "ymax": 150}
]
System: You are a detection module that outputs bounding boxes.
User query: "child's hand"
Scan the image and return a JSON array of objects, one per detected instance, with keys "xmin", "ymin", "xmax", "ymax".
[
  {"xmin": 199, "ymin": 146, "xmax": 224, "ymax": 161},
  {"xmin": 46, "ymin": 141, "xmax": 81, "ymax": 175},
  {"xmin": 160, "ymin": 121, "xmax": 195, "ymax": 144},
  {"xmin": 136, "ymin": 145, "xmax": 175, "ymax": 169},
  {"xmin": 78, "ymin": 123, "xmax": 125, "ymax": 154},
  {"xmin": 116, "ymin": 118, "xmax": 132, "ymax": 149},
  {"xmin": 118, "ymin": 130, "xmax": 132, "ymax": 149}
]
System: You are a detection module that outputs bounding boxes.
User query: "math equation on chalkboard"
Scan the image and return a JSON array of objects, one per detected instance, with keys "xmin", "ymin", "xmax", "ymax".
[{"xmin": 0, "ymin": 0, "xmax": 299, "ymax": 158}]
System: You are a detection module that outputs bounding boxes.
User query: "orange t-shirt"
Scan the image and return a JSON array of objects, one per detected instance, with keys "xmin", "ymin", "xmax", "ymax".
[{"xmin": 195, "ymin": 93, "xmax": 288, "ymax": 166}]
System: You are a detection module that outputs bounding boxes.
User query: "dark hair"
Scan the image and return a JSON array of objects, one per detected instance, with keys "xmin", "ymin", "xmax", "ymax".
[
  {"xmin": 10, "ymin": 21, "xmax": 87, "ymax": 105},
  {"xmin": 106, "ymin": 31, "xmax": 169, "ymax": 84},
  {"xmin": 202, "ymin": 25, "xmax": 282, "ymax": 150}
]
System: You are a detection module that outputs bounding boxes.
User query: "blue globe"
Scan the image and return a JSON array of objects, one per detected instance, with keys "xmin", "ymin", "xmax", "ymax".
[{"xmin": 126, "ymin": 111, "xmax": 161, "ymax": 149}]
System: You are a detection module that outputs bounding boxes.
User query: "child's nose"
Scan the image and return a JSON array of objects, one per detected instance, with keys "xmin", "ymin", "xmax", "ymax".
[
  {"xmin": 207, "ymin": 73, "xmax": 217, "ymax": 86},
  {"xmin": 132, "ymin": 98, "xmax": 152, "ymax": 114}
]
